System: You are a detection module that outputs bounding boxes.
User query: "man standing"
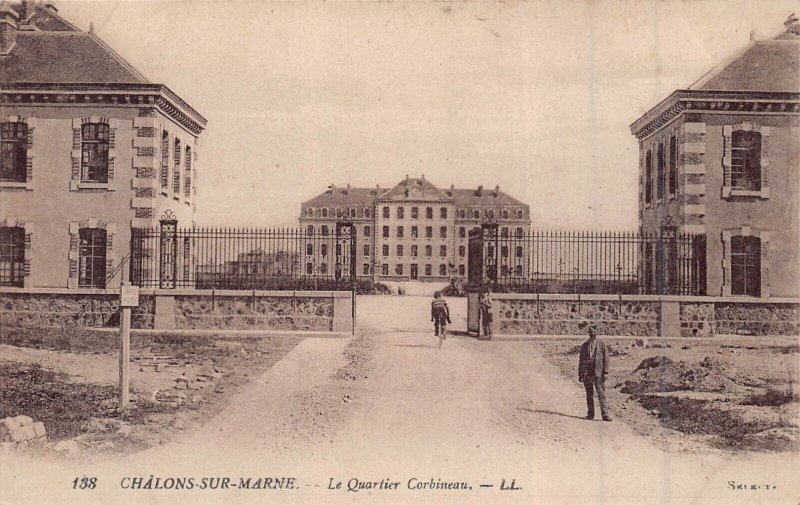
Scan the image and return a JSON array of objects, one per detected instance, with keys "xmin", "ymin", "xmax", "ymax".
[
  {"xmin": 479, "ymin": 288, "xmax": 493, "ymax": 339},
  {"xmin": 578, "ymin": 325, "xmax": 612, "ymax": 421}
]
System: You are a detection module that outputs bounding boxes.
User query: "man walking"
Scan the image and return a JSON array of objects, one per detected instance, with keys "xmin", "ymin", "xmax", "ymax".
[{"xmin": 578, "ymin": 325, "xmax": 612, "ymax": 421}]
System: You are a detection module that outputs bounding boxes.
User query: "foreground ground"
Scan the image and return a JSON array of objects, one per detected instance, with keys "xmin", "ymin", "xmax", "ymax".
[{"xmin": 1, "ymin": 298, "xmax": 798, "ymax": 504}]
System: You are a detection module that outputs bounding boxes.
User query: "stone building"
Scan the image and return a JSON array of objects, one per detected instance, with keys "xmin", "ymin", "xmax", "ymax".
[
  {"xmin": 0, "ymin": 1, "xmax": 206, "ymax": 289},
  {"xmin": 630, "ymin": 16, "xmax": 800, "ymax": 298},
  {"xmin": 299, "ymin": 176, "xmax": 531, "ymax": 281}
]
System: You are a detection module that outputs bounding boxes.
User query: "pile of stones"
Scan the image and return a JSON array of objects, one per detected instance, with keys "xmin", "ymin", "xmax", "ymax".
[{"xmin": 0, "ymin": 415, "xmax": 47, "ymax": 447}]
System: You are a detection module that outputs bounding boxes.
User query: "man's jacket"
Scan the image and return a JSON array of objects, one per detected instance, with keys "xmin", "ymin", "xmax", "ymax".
[{"xmin": 578, "ymin": 339, "xmax": 610, "ymax": 381}]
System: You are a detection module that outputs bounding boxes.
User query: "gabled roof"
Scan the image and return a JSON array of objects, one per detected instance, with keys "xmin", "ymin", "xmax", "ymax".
[
  {"xmin": 378, "ymin": 177, "xmax": 450, "ymax": 201},
  {"xmin": 1, "ymin": 32, "xmax": 149, "ymax": 83},
  {"xmin": 303, "ymin": 187, "xmax": 388, "ymax": 206}
]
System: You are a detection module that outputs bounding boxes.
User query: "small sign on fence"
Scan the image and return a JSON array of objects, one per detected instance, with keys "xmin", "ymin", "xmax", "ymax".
[{"xmin": 120, "ymin": 284, "xmax": 140, "ymax": 307}]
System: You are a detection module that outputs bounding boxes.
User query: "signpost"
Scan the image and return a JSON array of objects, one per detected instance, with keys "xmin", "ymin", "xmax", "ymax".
[{"xmin": 119, "ymin": 283, "xmax": 139, "ymax": 409}]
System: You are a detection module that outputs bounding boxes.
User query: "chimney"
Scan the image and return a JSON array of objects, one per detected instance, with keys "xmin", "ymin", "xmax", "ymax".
[
  {"xmin": 476, "ymin": 185, "xmax": 483, "ymax": 196},
  {"xmin": 345, "ymin": 184, "xmax": 351, "ymax": 195},
  {"xmin": 326, "ymin": 184, "xmax": 335, "ymax": 195},
  {"xmin": 0, "ymin": 5, "xmax": 19, "ymax": 55},
  {"xmin": 494, "ymin": 185, "xmax": 500, "ymax": 197},
  {"xmin": 786, "ymin": 13, "xmax": 800, "ymax": 35},
  {"xmin": 44, "ymin": 3, "xmax": 59, "ymax": 13},
  {"xmin": 749, "ymin": 30, "xmax": 756, "ymax": 41},
  {"xmin": 448, "ymin": 184, "xmax": 454, "ymax": 196},
  {"xmin": 19, "ymin": 0, "xmax": 34, "ymax": 22}
]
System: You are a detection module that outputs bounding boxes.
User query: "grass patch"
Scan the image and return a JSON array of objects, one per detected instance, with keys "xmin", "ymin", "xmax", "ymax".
[
  {"xmin": 741, "ymin": 388, "xmax": 798, "ymax": 407},
  {"xmin": 0, "ymin": 326, "xmax": 115, "ymax": 353}
]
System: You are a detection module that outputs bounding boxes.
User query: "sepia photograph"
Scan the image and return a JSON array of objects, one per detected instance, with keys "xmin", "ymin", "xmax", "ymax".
[{"xmin": 0, "ymin": 0, "xmax": 799, "ymax": 503}]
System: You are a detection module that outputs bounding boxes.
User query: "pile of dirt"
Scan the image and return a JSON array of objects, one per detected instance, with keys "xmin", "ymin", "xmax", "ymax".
[
  {"xmin": 332, "ymin": 334, "xmax": 375, "ymax": 382},
  {"xmin": 621, "ymin": 356, "xmax": 745, "ymax": 395}
]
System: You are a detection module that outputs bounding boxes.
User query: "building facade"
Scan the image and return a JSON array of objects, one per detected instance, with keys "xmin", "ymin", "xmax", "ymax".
[
  {"xmin": 630, "ymin": 16, "xmax": 800, "ymax": 298},
  {"xmin": 299, "ymin": 176, "xmax": 531, "ymax": 281},
  {"xmin": 0, "ymin": 1, "xmax": 206, "ymax": 289}
]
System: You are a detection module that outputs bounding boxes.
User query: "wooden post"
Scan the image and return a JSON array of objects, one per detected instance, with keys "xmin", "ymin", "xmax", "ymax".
[{"xmin": 119, "ymin": 283, "xmax": 139, "ymax": 410}]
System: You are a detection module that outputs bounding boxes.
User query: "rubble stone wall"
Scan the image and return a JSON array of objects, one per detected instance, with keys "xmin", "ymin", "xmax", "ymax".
[{"xmin": 0, "ymin": 291, "xmax": 154, "ymax": 328}]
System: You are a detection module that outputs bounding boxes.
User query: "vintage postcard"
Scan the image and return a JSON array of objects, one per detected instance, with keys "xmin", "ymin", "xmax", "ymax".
[{"xmin": 0, "ymin": 0, "xmax": 798, "ymax": 504}]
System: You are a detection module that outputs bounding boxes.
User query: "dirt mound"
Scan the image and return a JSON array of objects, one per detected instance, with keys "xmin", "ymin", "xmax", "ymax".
[{"xmin": 622, "ymin": 355, "xmax": 744, "ymax": 395}]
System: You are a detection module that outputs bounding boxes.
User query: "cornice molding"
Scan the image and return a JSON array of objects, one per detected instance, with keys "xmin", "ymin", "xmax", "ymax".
[
  {"xmin": 0, "ymin": 82, "xmax": 206, "ymax": 135},
  {"xmin": 630, "ymin": 90, "xmax": 800, "ymax": 140}
]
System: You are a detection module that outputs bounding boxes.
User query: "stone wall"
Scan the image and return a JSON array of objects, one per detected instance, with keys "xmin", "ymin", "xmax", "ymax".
[
  {"xmin": 484, "ymin": 294, "xmax": 799, "ymax": 337},
  {"xmin": 0, "ymin": 288, "xmax": 349, "ymax": 333}
]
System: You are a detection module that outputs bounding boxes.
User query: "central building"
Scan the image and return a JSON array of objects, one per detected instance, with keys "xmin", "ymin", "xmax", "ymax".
[{"xmin": 299, "ymin": 176, "xmax": 531, "ymax": 281}]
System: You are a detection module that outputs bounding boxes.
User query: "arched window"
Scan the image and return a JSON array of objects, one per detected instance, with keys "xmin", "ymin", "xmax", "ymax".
[
  {"xmin": 78, "ymin": 228, "xmax": 107, "ymax": 288},
  {"xmin": 731, "ymin": 236, "xmax": 761, "ymax": 297},
  {"xmin": 184, "ymin": 146, "xmax": 192, "ymax": 198},
  {"xmin": 0, "ymin": 226, "xmax": 25, "ymax": 286},
  {"xmin": 173, "ymin": 138, "xmax": 181, "ymax": 193},
  {"xmin": 1, "ymin": 122, "xmax": 28, "ymax": 182},
  {"xmin": 81, "ymin": 123, "xmax": 109, "ymax": 183},
  {"xmin": 668, "ymin": 136, "xmax": 677, "ymax": 196},
  {"xmin": 644, "ymin": 150, "xmax": 653, "ymax": 204},
  {"xmin": 732, "ymin": 131, "xmax": 761, "ymax": 191},
  {"xmin": 160, "ymin": 131, "xmax": 169, "ymax": 189}
]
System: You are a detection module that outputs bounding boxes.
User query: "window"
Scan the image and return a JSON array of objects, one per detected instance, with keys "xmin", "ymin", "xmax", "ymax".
[
  {"xmin": 363, "ymin": 244, "xmax": 370, "ymax": 257},
  {"xmin": 440, "ymin": 207, "xmax": 447, "ymax": 219},
  {"xmin": 459, "ymin": 227, "xmax": 466, "ymax": 238},
  {"xmin": 321, "ymin": 225, "xmax": 329, "ymax": 236},
  {"xmin": 381, "ymin": 264, "xmax": 389, "ymax": 275},
  {"xmin": 411, "ymin": 226, "xmax": 418, "ymax": 238},
  {"xmin": 731, "ymin": 130, "xmax": 761, "ymax": 191},
  {"xmin": 656, "ymin": 142, "xmax": 665, "ymax": 200},
  {"xmin": 669, "ymin": 136, "xmax": 677, "ymax": 196},
  {"xmin": 365, "ymin": 208, "xmax": 371, "ymax": 218},
  {"xmin": 320, "ymin": 244, "xmax": 328, "ymax": 256},
  {"xmin": 172, "ymin": 138, "xmax": 181, "ymax": 193},
  {"xmin": 644, "ymin": 150, "xmax": 653, "ymax": 205},
  {"xmin": 306, "ymin": 262, "xmax": 313, "ymax": 275},
  {"xmin": 440, "ymin": 245, "xmax": 447, "ymax": 257},
  {"xmin": 78, "ymin": 228, "xmax": 107, "ymax": 288},
  {"xmin": 426, "ymin": 207, "xmax": 433, "ymax": 219},
  {"xmin": 516, "ymin": 246, "xmax": 523, "ymax": 258},
  {"xmin": 517, "ymin": 210, "xmax": 523, "ymax": 219},
  {"xmin": 397, "ymin": 207, "xmax": 404, "ymax": 219},
  {"xmin": 160, "ymin": 130, "xmax": 169, "ymax": 189},
  {"xmin": 440, "ymin": 226, "xmax": 447, "ymax": 239},
  {"xmin": 459, "ymin": 245, "xmax": 465, "ymax": 257},
  {"xmin": 472, "ymin": 209, "xmax": 480, "ymax": 219},
  {"xmin": 382, "ymin": 245, "xmax": 389, "ymax": 256},
  {"xmin": 425, "ymin": 264, "xmax": 432, "ymax": 276},
  {"xmin": 439, "ymin": 264, "xmax": 447, "ymax": 276},
  {"xmin": 501, "ymin": 246, "xmax": 509, "ymax": 258},
  {"xmin": 306, "ymin": 243, "xmax": 313, "ymax": 255},
  {"xmin": 411, "ymin": 245, "xmax": 418, "ymax": 257},
  {"xmin": 1, "ymin": 122, "xmax": 27, "ymax": 182},
  {"xmin": 185, "ymin": 146, "xmax": 194, "ymax": 198},
  {"xmin": 364, "ymin": 225, "xmax": 371, "ymax": 237},
  {"xmin": 731, "ymin": 236, "xmax": 761, "ymax": 297},
  {"xmin": 501, "ymin": 265, "xmax": 509, "ymax": 276},
  {"xmin": 501, "ymin": 227, "xmax": 508, "ymax": 238},
  {"xmin": 411, "ymin": 207, "xmax": 419, "ymax": 219},
  {"xmin": 350, "ymin": 207, "xmax": 356, "ymax": 218},
  {"xmin": 321, "ymin": 208, "xmax": 328, "ymax": 218},
  {"xmin": 319, "ymin": 263, "xmax": 328, "ymax": 275},
  {"xmin": 515, "ymin": 264, "xmax": 523, "ymax": 276},
  {"xmin": 383, "ymin": 206, "xmax": 390, "ymax": 218},
  {"xmin": 81, "ymin": 123, "xmax": 109, "ymax": 183},
  {"xmin": 516, "ymin": 227, "xmax": 523, "ymax": 238},
  {"xmin": 383, "ymin": 226, "xmax": 390, "ymax": 238},
  {"xmin": 487, "ymin": 209, "xmax": 495, "ymax": 219},
  {"xmin": 396, "ymin": 244, "xmax": 404, "ymax": 257},
  {"xmin": 306, "ymin": 225, "xmax": 314, "ymax": 235},
  {"xmin": 458, "ymin": 265, "xmax": 465, "ymax": 276},
  {"xmin": 363, "ymin": 264, "xmax": 370, "ymax": 275},
  {"xmin": 0, "ymin": 227, "xmax": 25, "ymax": 286},
  {"xmin": 501, "ymin": 209, "xmax": 509, "ymax": 219},
  {"xmin": 425, "ymin": 226, "xmax": 432, "ymax": 238},
  {"xmin": 459, "ymin": 209, "xmax": 466, "ymax": 219},
  {"xmin": 397, "ymin": 226, "xmax": 404, "ymax": 238},
  {"xmin": 396, "ymin": 264, "xmax": 403, "ymax": 275},
  {"xmin": 425, "ymin": 245, "xmax": 432, "ymax": 257}
]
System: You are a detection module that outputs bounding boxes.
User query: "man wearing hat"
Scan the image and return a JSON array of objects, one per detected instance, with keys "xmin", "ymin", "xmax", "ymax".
[{"xmin": 578, "ymin": 325, "xmax": 612, "ymax": 421}]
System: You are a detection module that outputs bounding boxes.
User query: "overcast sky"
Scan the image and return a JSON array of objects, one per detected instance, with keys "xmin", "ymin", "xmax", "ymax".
[{"xmin": 58, "ymin": 0, "xmax": 798, "ymax": 229}]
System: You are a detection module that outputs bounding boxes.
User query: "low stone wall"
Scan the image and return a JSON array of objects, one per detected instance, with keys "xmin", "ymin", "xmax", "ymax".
[
  {"xmin": 0, "ymin": 288, "xmax": 351, "ymax": 333},
  {"xmin": 478, "ymin": 293, "xmax": 799, "ymax": 337}
]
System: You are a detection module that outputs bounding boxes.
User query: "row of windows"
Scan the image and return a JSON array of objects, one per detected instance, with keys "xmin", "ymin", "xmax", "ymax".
[
  {"xmin": 381, "ymin": 244, "xmax": 449, "ymax": 257},
  {"xmin": 302, "ymin": 205, "xmax": 526, "ymax": 221},
  {"xmin": 161, "ymin": 131, "xmax": 194, "ymax": 198},
  {"xmin": 305, "ymin": 207, "xmax": 372, "ymax": 219},
  {"xmin": 0, "ymin": 226, "xmax": 107, "ymax": 288},
  {"xmin": 378, "ymin": 263, "xmax": 462, "ymax": 277},
  {"xmin": 456, "ymin": 208, "xmax": 525, "ymax": 220},
  {"xmin": 643, "ymin": 136, "xmax": 678, "ymax": 204},
  {"xmin": 305, "ymin": 225, "xmax": 372, "ymax": 237}
]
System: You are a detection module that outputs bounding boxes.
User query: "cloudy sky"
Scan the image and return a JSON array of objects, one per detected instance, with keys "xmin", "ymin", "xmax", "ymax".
[{"xmin": 58, "ymin": 0, "xmax": 798, "ymax": 228}]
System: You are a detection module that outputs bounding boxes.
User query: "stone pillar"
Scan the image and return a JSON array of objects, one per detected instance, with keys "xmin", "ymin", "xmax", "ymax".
[
  {"xmin": 154, "ymin": 295, "xmax": 176, "ymax": 330},
  {"xmin": 659, "ymin": 300, "xmax": 680, "ymax": 338},
  {"xmin": 467, "ymin": 291, "xmax": 480, "ymax": 335},
  {"xmin": 332, "ymin": 294, "xmax": 353, "ymax": 333}
]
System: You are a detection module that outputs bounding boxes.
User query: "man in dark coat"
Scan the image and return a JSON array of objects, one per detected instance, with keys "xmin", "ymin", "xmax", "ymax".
[{"xmin": 578, "ymin": 325, "xmax": 612, "ymax": 421}]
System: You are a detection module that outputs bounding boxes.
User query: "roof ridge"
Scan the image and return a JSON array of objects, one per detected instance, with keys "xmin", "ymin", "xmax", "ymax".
[{"xmin": 85, "ymin": 31, "xmax": 150, "ymax": 83}]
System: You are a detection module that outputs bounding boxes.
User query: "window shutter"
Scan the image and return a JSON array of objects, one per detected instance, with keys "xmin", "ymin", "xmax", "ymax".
[
  {"xmin": 67, "ymin": 222, "xmax": 79, "ymax": 289},
  {"xmin": 722, "ymin": 125, "xmax": 733, "ymax": 190},
  {"xmin": 70, "ymin": 119, "xmax": 82, "ymax": 189},
  {"xmin": 105, "ymin": 224, "xmax": 115, "ymax": 285}
]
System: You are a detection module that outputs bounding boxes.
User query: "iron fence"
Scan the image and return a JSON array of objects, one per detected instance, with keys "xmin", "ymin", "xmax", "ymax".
[
  {"xmin": 130, "ymin": 225, "xmax": 361, "ymax": 290},
  {"xmin": 469, "ymin": 228, "xmax": 706, "ymax": 295}
]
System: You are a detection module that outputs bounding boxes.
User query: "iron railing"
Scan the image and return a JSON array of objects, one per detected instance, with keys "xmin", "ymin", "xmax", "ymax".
[
  {"xmin": 130, "ymin": 225, "xmax": 360, "ymax": 290},
  {"xmin": 469, "ymin": 228, "xmax": 706, "ymax": 295}
]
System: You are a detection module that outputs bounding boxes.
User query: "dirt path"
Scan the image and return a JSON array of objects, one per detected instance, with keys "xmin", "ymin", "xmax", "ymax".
[{"xmin": 2, "ymin": 327, "xmax": 798, "ymax": 505}]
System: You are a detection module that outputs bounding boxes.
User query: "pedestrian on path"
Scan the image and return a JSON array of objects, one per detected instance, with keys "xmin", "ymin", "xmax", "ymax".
[
  {"xmin": 431, "ymin": 291, "xmax": 451, "ymax": 343},
  {"xmin": 479, "ymin": 288, "xmax": 493, "ymax": 339},
  {"xmin": 577, "ymin": 325, "xmax": 612, "ymax": 421}
]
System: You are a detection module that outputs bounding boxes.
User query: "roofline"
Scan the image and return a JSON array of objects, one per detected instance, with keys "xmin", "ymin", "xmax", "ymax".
[
  {"xmin": 86, "ymin": 32, "xmax": 150, "ymax": 84},
  {"xmin": 0, "ymin": 82, "xmax": 207, "ymax": 129},
  {"xmin": 629, "ymin": 89, "xmax": 800, "ymax": 139}
]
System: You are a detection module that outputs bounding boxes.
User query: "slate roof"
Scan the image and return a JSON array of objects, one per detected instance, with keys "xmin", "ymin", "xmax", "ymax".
[
  {"xmin": 303, "ymin": 187, "xmax": 389, "ymax": 206},
  {"xmin": 689, "ymin": 37, "xmax": 800, "ymax": 93},
  {"xmin": 378, "ymin": 177, "xmax": 450, "ymax": 201},
  {"xmin": 450, "ymin": 188, "xmax": 527, "ymax": 207},
  {"xmin": 0, "ymin": 1, "xmax": 150, "ymax": 84}
]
